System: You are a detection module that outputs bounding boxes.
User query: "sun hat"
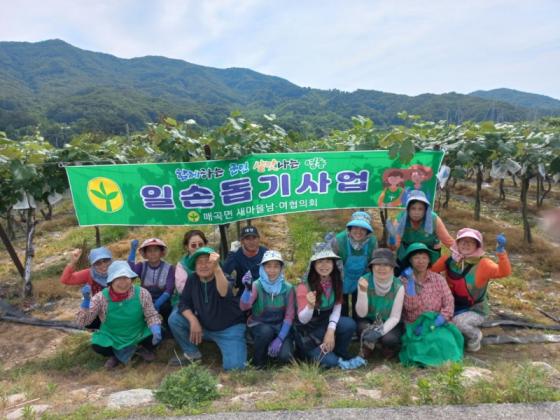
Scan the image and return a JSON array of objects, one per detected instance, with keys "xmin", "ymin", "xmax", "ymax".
[
  {"xmin": 346, "ymin": 211, "xmax": 373, "ymax": 233},
  {"xmin": 402, "ymin": 242, "xmax": 439, "ymax": 264},
  {"xmin": 405, "ymin": 190, "xmax": 431, "ymax": 208},
  {"xmin": 88, "ymin": 247, "xmax": 112, "ymax": 265},
  {"xmin": 368, "ymin": 248, "xmax": 397, "ymax": 268},
  {"xmin": 186, "ymin": 246, "xmax": 215, "ymax": 271},
  {"xmin": 455, "ymin": 228, "xmax": 483, "ymax": 246},
  {"xmin": 260, "ymin": 250, "xmax": 284, "ymax": 265},
  {"xmin": 138, "ymin": 238, "xmax": 167, "ymax": 252},
  {"xmin": 107, "ymin": 260, "xmax": 138, "ymax": 284},
  {"xmin": 309, "ymin": 242, "xmax": 341, "ymax": 262}
]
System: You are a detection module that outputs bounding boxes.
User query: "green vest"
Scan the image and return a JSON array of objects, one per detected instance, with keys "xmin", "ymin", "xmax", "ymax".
[
  {"xmin": 92, "ymin": 285, "xmax": 152, "ymax": 350},
  {"xmin": 445, "ymin": 258, "xmax": 489, "ymax": 315},
  {"xmin": 252, "ymin": 279, "xmax": 293, "ymax": 321},
  {"xmin": 397, "ymin": 211, "xmax": 439, "ymax": 262},
  {"xmin": 363, "ymin": 273, "xmax": 402, "ymax": 321},
  {"xmin": 335, "ymin": 231, "xmax": 377, "ymax": 262}
]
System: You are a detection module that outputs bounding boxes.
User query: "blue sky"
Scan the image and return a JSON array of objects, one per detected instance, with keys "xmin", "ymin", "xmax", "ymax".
[{"xmin": 1, "ymin": 0, "xmax": 559, "ymax": 99}]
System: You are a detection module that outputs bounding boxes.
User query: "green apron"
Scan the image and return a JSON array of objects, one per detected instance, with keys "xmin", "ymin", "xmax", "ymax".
[
  {"xmin": 92, "ymin": 285, "xmax": 152, "ymax": 350},
  {"xmin": 399, "ymin": 311, "xmax": 464, "ymax": 367}
]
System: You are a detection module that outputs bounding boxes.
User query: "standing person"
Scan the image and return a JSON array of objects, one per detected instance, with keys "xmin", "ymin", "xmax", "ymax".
[
  {"xmin": 431, "ymin": 229, "xmax": 511, "ymax": 352},
  {"xmin": 355, "ymin": 248, "xmax": 404, "ymax": 358},
  {"xmin": 294, "ymin": 243, "xmax": 365, "ymax": 369},
  {"xmin": 240, "ymin": 250, "xmax": 295, "ymax": 369},
  {"xmin": 128, "ymin": 238, "xmax": 175, "ymax": 322},
  {"xmin": 330, "ymin": 211, "xmax": 378, "ymax": 319},
  {"xmin": 399, "ymin": 243, "xmax": 463, "ymax": 367},
  {"xmin": 60, "ymin": 246, "xmax": 113, "ymax": 329},
  {"xmin": 223, "ymin": 226, "xmax": 267, "ymax": 291},
  {"xmin": 75, "ymin": 261, "xmax": 162, "ymax": 370},
  {"xmin": 391, "ymin": 190, "xmax": 454, "ymax": 274},
  {"xmin": 175, "ymin": 230, "xmax": 208, "ymax": 296},
  {"xmin": 168, "ymin": 247, "xmax": 247, "ymax": 370}
]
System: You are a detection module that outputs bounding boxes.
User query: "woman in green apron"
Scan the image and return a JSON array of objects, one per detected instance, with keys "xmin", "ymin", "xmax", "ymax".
[
  {"xmin": 391, "ymin": 190, "xmax": 454, "ymax": 275},
  {"xmin": 330, "ymin": 211, "xmax": 378, "ymax": 319},
  {"xmin": 294, "ymin": 243, "xmax": 365, "ymax": 369},
  {"xmin": 76, "ymin": 260, "xmax": 162, "ymax": 370},
  {"xmin": 355, "ymin": 248, "xmax": 404, "ymax": 358},
  {"xmin": 398, "ymin": 243, "xmax": 463, "ymax": 367}
]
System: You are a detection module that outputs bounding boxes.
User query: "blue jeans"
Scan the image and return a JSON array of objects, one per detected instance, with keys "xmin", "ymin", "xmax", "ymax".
[
  {"xmin": 249, "ymin": 322, "xmax": 294, "ymax": 368},
  {"xmin": 296, "ymin": 316, "xmax": 356, "ymax": 368},
  {"xmin": 168, "ymin": 308, "xmax": 247, "ymax": 370}
]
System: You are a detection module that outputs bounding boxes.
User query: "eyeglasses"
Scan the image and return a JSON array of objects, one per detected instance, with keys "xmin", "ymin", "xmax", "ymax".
[{"xmin": 189, "ymin": 242, "xmax": 205, "ymax": 250}]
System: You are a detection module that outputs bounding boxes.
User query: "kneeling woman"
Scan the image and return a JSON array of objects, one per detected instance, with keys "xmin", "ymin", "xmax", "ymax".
[
  {"xmin": 431, "ymin": 229, "xmax": 511, "ymax": 352},
  {"xmin": 75, "ymin": 261, "xmax": 162, "ymax": 370},
  {"xmin": 399, "ymin": 243, "xmax": 463, "ymax": 367},
  {"xmin": 240, "ymin": 250, "xmax": 295, "ymax": 368},
  {"xmin": 356, "ymin": 248, "xmax": 404, "ymax": 358},
  {"xmin": 295, "ymin": 244, "xmax": 364, "ymax": 369}
]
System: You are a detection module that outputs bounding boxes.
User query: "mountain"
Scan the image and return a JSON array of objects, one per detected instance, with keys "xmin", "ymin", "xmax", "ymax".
[
  {"xmin": 1, "ymin": 39, "xmax": 558, "ymax": 140},
  {"xmin": 469, "ymin": 88, "xmax": 560, "ymax": 113}
]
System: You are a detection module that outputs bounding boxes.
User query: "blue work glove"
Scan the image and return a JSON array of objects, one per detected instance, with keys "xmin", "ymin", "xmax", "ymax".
[
  {"xmin": 80, "ymin": 284, "xmax": 91, "ymax": 309},
  {"xmin": 402, "ymin": 267, "xmax": 416, "ymax": 297},
  {"xmin": 433, "ymin": 313, "xmax": 446, "ymax": 328},
  {"xmin": 150, "ymin": 324, "xmax": 162, "ymax": 346},
  {"xmin": 240, "ymin": 287, "xmax": 252, "ymax": 304},
  {"xmin": 128, "ymin": 239, "xmax": 139, "ymax": 263},
  {"xmin": 241, "ymin": 270, "xmax": 253, "ymax": 290},
  {"xmin": 268, "ymin": 337, "xmax": 283, "ymax": 357},
  {"xmin": 388, "ymin": 235, "xmax": 396, "ymax": 247},
  {"xmin": 153, "ymin": 292, "xmax": 170, "ymax": 311},
  {"xmin": 338, "ymin": 356, "xmax": 367, "ymax": 370},
  {"xmin": 414, "ymin": 324, "xmax": 423, "ymax": 336},
  {"xmin": 496, "ymin": 233, "xmax": 507, "ymax": 253}
]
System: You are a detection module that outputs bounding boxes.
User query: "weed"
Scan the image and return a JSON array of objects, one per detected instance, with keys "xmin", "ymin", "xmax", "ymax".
[{"xmin": 155, "ymin": 362, "xmax": 219, "ymax": 409}]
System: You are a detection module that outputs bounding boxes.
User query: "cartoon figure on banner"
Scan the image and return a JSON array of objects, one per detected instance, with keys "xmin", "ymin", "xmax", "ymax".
[
  {"xmin": 377, "ymin": 168, "xmax": 406, "ymax": 208},
  {"xmin": 401, "ymin": 164, "xmax": 434, "ymax": 204}
]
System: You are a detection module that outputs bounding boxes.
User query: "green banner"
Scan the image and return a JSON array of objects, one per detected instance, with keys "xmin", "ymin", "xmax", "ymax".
[{"xmin": 65, "ymin": 150, "xmax": 444, "ymax": 226}]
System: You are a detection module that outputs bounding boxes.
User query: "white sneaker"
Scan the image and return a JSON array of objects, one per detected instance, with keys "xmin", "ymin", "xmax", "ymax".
[{"xmin": 466, "ymin": 330, "xmax": 483, "ymax": 352}]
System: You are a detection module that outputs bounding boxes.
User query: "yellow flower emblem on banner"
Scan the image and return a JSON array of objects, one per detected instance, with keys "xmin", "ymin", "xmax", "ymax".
[
  {"xmin": 87, "ymin": 177, "xmax": 123, "ymax": 213},
  {"xmin": 187, "ymin": 211, "xmax": 200, "ymax": 222}
]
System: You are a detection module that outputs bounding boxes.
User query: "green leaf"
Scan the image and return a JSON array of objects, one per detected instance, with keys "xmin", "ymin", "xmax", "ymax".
[
  {"xmin": 399, "ymin": 138, "xmax": 416, "ymax": 163},
  {"xmin": 99, "ymin": 182, "xmax": 107, "ymax": 195},
  {"xmin": 90, "ymin": 189, "xmax": 107, "ymax": 199},
  {"xmin": 164, "ymin": 117, "xmax": 177, "ymax": 127},
  {"xmin": 106, "ymin": 191, "xmax": 118, "ymax": 200}
]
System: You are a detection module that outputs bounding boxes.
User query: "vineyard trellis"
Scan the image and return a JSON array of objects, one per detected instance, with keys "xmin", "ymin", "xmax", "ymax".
[{"xmin": 1, "ymin": 115, "xmax": 559, "ymax": 297}]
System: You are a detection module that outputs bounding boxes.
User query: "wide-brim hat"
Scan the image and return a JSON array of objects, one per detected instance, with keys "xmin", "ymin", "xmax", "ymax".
[
  {"xmin": 88, "ymin": 247, "xmax": 112, "ymax": 265},
  {"xmin": 402, "ymin": 242, "xmax": 438, "ymax": 264},
  {"xmin": 455, "ymin": 228, "xmax": 483, "ymax": 247},
  {"xmin": 368, "ymin": 248, "xmax": 397, "ymax": 268},
  {"xmin": 139, "ymin": 238, "xmax": 167, "ymax": 252},
  {"xmin": 346, "ymin": 211, "xmax": 373, "ymax": 233},
  {"xmin": 107, "ymin": 260, "xmax": 138, "ymax": 284},
  {"xmin": 186, "ymin": 246, "xmax": 215, "ymax": 271},
  {"xmin": 405, "ymin": 190, "xmax": 431, "ymax": 208},
  {"xmin": 260, "ymin": 250, "xmax": 284, "ymax": 265},
  {"xmin": 310, "ymin": 247, "xmax": 341, "ymax": 263}
]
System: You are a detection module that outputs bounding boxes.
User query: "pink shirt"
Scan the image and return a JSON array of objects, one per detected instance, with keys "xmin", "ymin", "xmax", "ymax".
[{"xmin": 402, "ymin": 270, "xmax": 454, "ymax": 323}]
